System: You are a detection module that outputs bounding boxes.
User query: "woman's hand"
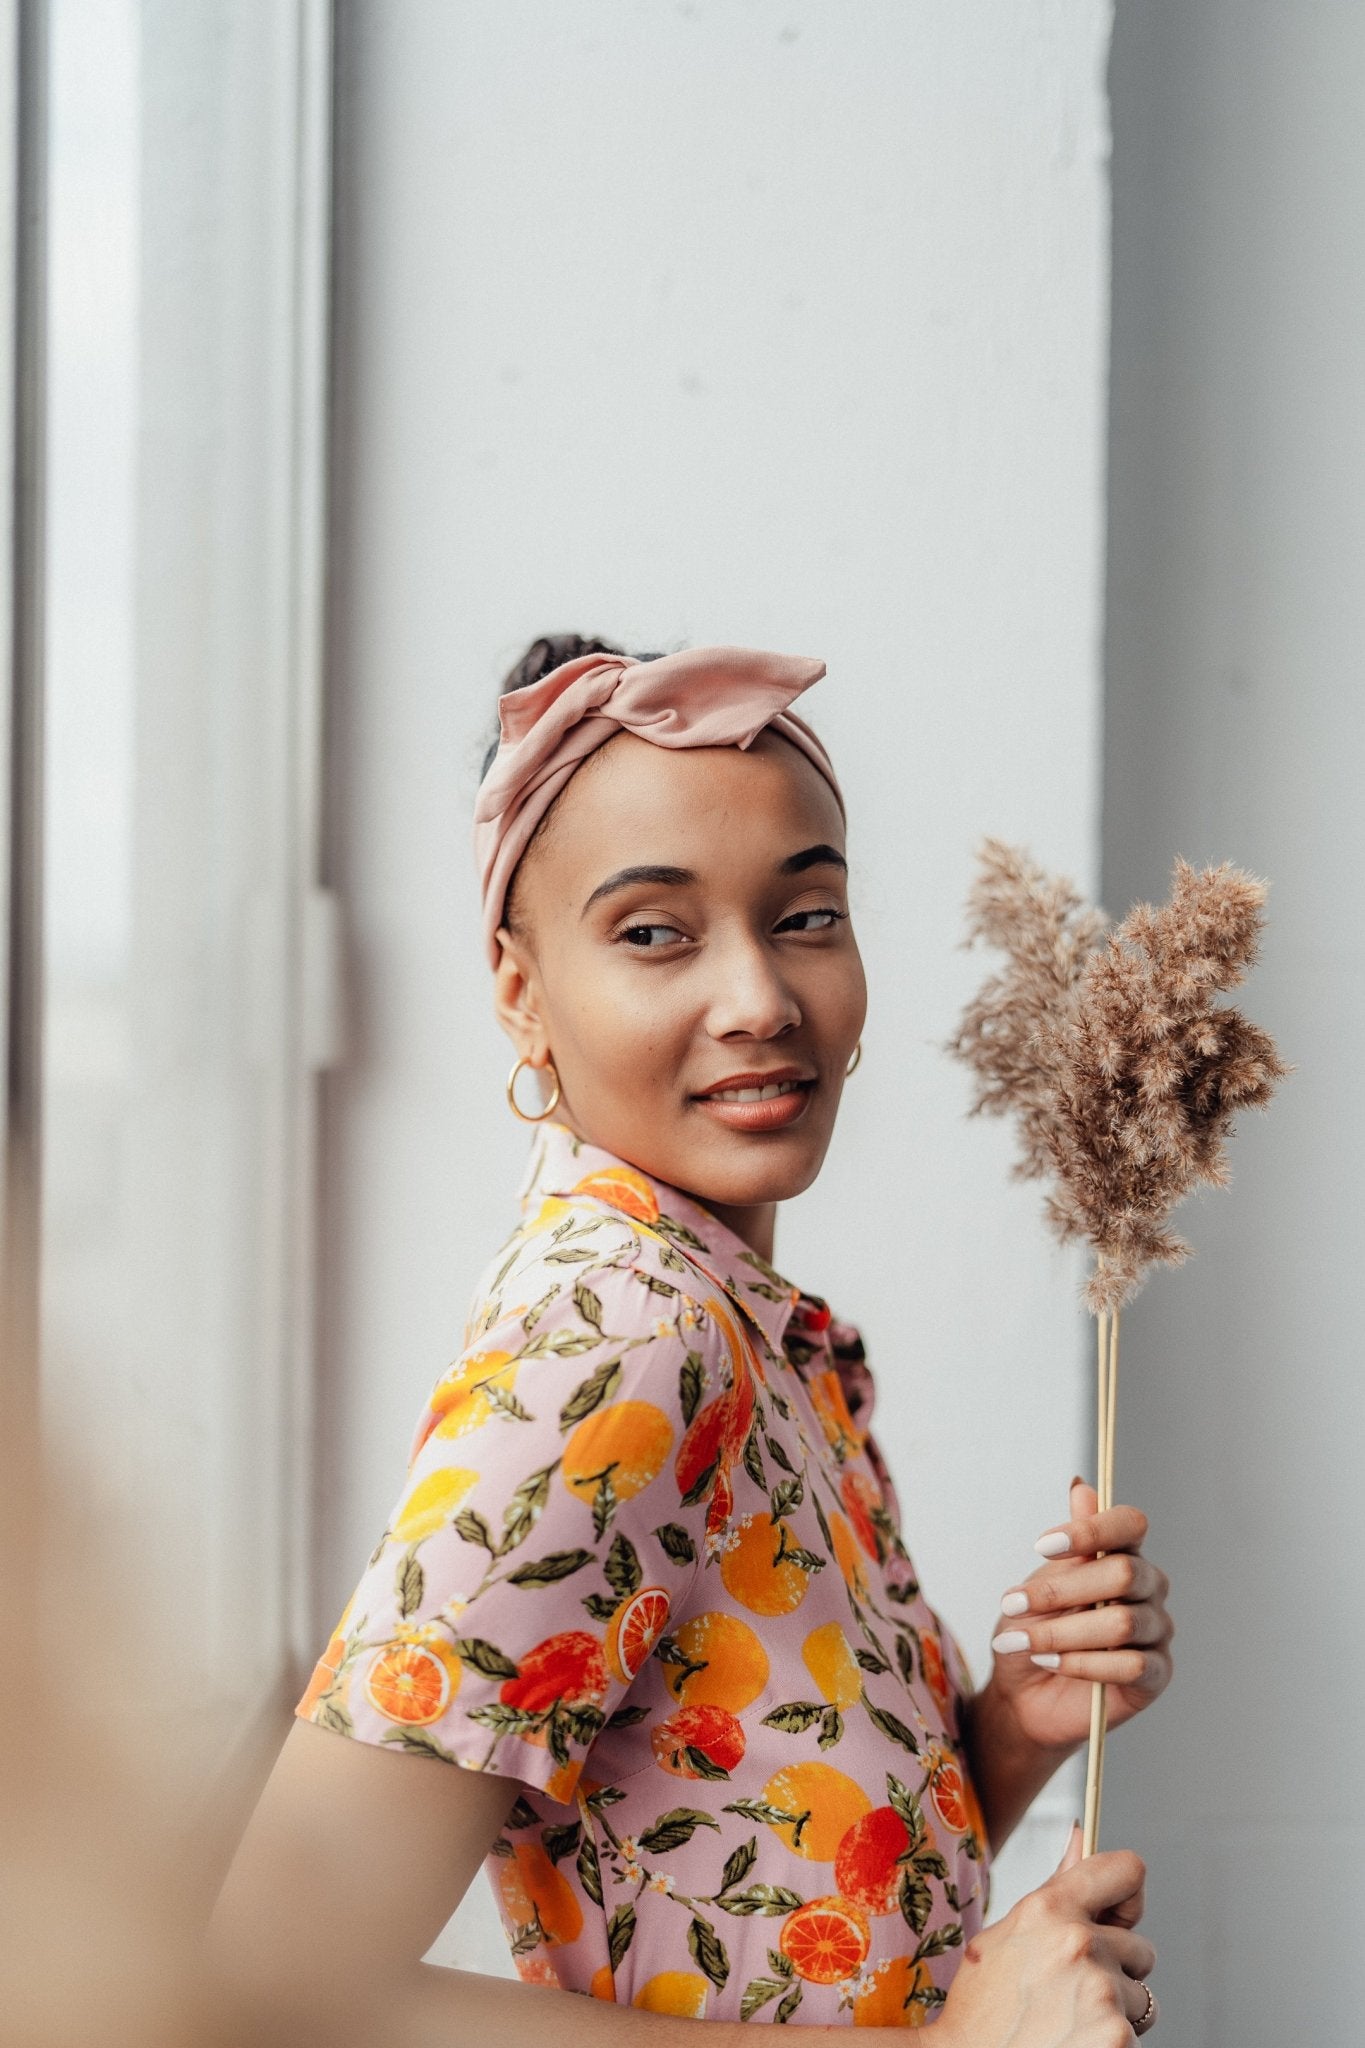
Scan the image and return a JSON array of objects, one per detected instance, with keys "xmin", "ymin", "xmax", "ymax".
[
  {"xmin": 936, "ymin": 1820, "xmax": 1158, "ymax": 2046},
  {"xmin": 985, "ymin": 1478, "xmax": 1176, "ymax": 1753}
]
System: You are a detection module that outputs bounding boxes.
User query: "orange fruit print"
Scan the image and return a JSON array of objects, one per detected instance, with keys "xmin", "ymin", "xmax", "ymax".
[
  {"xmin": 840, "ymin": 1468, "xmax": 884, "ymax": 1561},
  {"xmin": 500, "ymin": 1631, "xmax": 608, "ymax": 1718},
  {"xmin": 719, "ymin": 1511, "xmax": 815, "ymax": 1615},
  {"xmin": 562, "ymin": 1402, "xmax": 674, "ymax": 1504},
  {"xmin": 659, "ymin": 1610, "xmax": 768, "ymax": 1711},
  {"xmin": 834, "ymin": 1804, "xmax": 917, "ymax": 1916},
  {"xmin": 649, "ymin": 1702, "xmax": 746, "ymax": 1778},
  {"xmin": 853, "ymin": 1954, "xmax": 935, "ymax": 2027},
  {"xmin": 496, "ymin": 1840, "xmax": 584, "ymax": 1948},
  {"xmin": 778, "ymin": 1895, "xmax": 871, "ymax": 1985},
  {"xmin": 761, "ymin": 1761, "xmax": 873, "ymax": 1860},
  {"xmin": 919, "ymin": 1629, "xmax": 952, "ymax": 1716},
  {"xmin": 605, "ymin": 1584, "xmax": 671, "ymax": 1683}
]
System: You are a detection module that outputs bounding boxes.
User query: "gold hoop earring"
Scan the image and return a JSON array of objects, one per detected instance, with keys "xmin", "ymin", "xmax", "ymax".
[
  {"xmin": 507, "ymin": 1055, "xmax": 562, "ymax": 1123},
  {"xmin": 845, "ymin": 1040, "xmax": 862, "ymax": 1077}
]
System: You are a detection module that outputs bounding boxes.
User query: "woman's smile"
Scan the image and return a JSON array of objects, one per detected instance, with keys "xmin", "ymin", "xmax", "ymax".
[{"xmin": 689, "ymin": 1065, "xmax": 817, "ymax": 1132}]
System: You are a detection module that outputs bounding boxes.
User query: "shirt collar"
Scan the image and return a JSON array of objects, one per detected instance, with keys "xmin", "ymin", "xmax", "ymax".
[{"xmin": 516, "ymin": 1117, "xmax": 828, "ymax": 1363}]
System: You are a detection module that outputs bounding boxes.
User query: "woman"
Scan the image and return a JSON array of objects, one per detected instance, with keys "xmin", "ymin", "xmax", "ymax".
[{"xmin": 209, "ymin": 639, "xmax": 1172, "ymax": 2043}]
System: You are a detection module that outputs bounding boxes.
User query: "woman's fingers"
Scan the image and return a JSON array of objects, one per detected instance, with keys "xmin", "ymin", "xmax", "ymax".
[
  {"xmin": 1002, "ymin": 1552, "xmax": 1169, "ymax": 1615},
  {"xmin": 1049, "ymin": 1845, "xmax": 1147, "ymax": 1926},
  {"xmin": 995, "ymin": 1600, "xmax": 1169, "ymax": 1657},
  {"xmin": 1097, "ymin": 1925, "xmax": 1157, "ymax": 1982},
  {"xmin": 1034, "ymin": 1503, "xmax": 1149, "ymax": 1557}
]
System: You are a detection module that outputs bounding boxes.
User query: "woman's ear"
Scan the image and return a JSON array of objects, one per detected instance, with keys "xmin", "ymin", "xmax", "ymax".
[{"xmin": 490, "ymin": 927, "xmax": 549, "ymax": 1058}]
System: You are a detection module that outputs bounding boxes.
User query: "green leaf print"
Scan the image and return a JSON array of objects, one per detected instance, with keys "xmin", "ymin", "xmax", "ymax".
[
  {"xmin": 887, "ymin": 1774, "xmax": 925, "ymax": 1834},
  {"xmin": 635, "ymin": 1271, "xmax": 679, "ymax": 1297},
  {"xmin": 505, "ymin": 1547, "xmax": 595, "ymax": 1587},
  {"xmin": 576, "ymin": 1830, "xmax": 604, "ymax": 1907},
  {"xmin": 742, "ymin": 1425, "xmax": 767, "ymax": 1490},
  {"xmin": 541, "ymin": 1820, "xmax": 581, "ymax": 1865},
  {"xmin": 605, "ymin": 1703, "xmax": 649, "ymax": 1729},
  {"xmin": 867, "ymin": 1703, "xmax": 921, "ymax": 1754},
  {"xmin": 499, "ymin": 1462, "xmax": 557, "ymax": 1553},
  {"xmin": 683, "ymin": 1744, "xmax": 731, "ymax": 1780},
  {"xmin": 656, "ymin": 1240, "xmax": 688, "ymax": 1272},
  {"xmin": 767, "ymin": 1948, "xmax": 794, "ymax": 1979},
  {"xmin": 582, "ymin": 1591, "xmax": 620, "ymax": 1623},
  {"xmin": 314, "ymin": 1698, "xmax": 353, "ymax": 1738},
  {"xmin": 558, "ymin": 1357, "xmax": 623, "ymax": 1429},
  {"xmin": 719, "ymin": 1837, "xmax": 758, "ymax": 1891},
  {"xmin": 573, "ymin": 1281, "xmax": 604, "ymax": 1330},
  {"xmin": 774, "ymin": 1983, "xmax": 803, "ymax": 2022},
  {"xmin": 712, "ymin": 1886, "xmax": 803, "ymax": 1918},
  {"xmin": 638, "ymin": 1808, "xmax": 721, "ymax": 1854},
  {"xmin": 505, "ymin": 1796, "xmax": 539, "ymax": 1830},
  {"xmin": 899, "ymin": 1867, "xmax": 934, "ymax": 1934},
  {"xmin": 817, "ymin": 1708, "xmax": 843, "ymax": 1750},
  {"xmin": 916, "ymin": 1923, "xmax": 965, "ymax": 1960},
  {"xmin": 770, "ymin": 1476, "xmax": 804, "ymax": 1520},
  {"xmin": 653, "ymin": 1521, "xmax": 697, "ymax": 1565},
  {"xmin": 607, "ymin": 1902, "xmax": 636, "ymax": 1972},
  {"xmin": 453, "ymin": 1508, "xmax": 496, "ymax": 1552},
  {"xmin": 678, "ymin": 1455, "xmax": 719, "ymax": 1508},
  {"xmin": 591, "ymin": 1472, "xmax": 618, "ymax": 1541},
  {"xmin": 543, "ymin": 1246, "xmax": 598, "ymax": 1264},
  {"xmin": 521, "ymin": 1286, "xmax": 559, "ymax": 1333},
  {"xmin": 449, "ymin": 1637, "xmax": 520, "ymax": 1680},
  {"xmin": 679, "ymin": 1351, "xmax": 704, "ymax": 1425},
  {"xmin": 722, "ymin": 1799, "xmax": 795, "ymax": 1828},
  {"xmin": 761, "ymin": 1702, "xmax": 825, "ymax": 1734},
  {"xmin": 397, "ymin": 1549, "xmax": 424, "ymax": 1619},
  {"xmin": 740, "ymin": 1977, "xmax": 789, "ymax": 2021},
  {"xmin": 604, "ymin": 1531, "xmax": 642, "ymax": 1599},
  {"xmin": 379, "ymin": 1727, "xmax": 459, "ymax": 1765},
  {"xmin": 688, "ymin": 1915, "xmax": 730, "ymax": 1990},
  {"xmin": 855, "ymin": 1647, "xmax": 890, "ymax": 1675},
  {"xmin": 763, "ymin": 1432, "xmax": 797, "ymax": 1475}
]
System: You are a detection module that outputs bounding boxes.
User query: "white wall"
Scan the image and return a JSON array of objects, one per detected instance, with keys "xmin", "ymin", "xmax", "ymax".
[
  {"xmin": 1104, "ymin": 6, "xmax": 1365, "ymax": 2041},
  {"xmin": 322, "ymin": 0, "xmax": 1113, "ymax": 1965}
]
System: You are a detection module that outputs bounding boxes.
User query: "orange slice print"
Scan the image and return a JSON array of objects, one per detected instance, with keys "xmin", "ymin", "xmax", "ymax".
[
  {"xmin": 571, "ymin": 1165, "xmax": 661, "ymax": 1225},
  {"xmin": 761, "ymin": 1761, "xmax": 873, "ymax": 1861},
  {"xmin": 840, "ymin": 1469, "xmax": 884, "ymax": 1562},
  {"xmin": 605, "ymin": 1585, "xmax": 671, "ymax": 1683},
  {"xmin": 926, "ymin": 1749, "xmax": 976, "ymax": 1836},
  {"xmin": 778, "ymin": 1895, "xmax": 871, "ymax": 1985},
  {"xmin": 363, "ymin": 1640, "xmax": 458, "ymax": 1726}
]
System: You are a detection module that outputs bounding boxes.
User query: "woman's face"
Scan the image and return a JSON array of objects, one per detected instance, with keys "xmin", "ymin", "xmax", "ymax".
[{"xmin": 491, "ymin": 728, "xmax": 867, "ymax": 1219}]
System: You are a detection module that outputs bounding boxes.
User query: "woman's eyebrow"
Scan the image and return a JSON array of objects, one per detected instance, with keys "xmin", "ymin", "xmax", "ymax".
[{"xmin": 582, "ymin": 845, "xmax": 847, "ymax": 916}]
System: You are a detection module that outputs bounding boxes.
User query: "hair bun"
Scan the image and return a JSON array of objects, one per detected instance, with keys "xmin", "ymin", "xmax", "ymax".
[{"xmin": 499, "ymin": 634, "xmax": 626, "ymax": 697}]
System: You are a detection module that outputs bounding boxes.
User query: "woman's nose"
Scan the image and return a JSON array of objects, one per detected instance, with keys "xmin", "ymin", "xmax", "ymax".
[{"xmin": 705, "ymin": 938, "xmax": 802, "ymax": 1040}]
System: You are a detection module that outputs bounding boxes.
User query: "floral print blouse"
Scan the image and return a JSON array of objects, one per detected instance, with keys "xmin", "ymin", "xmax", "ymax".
[{"xmin": 296, "ymin": 1118, "xmax": 992, "ymax": 2027}]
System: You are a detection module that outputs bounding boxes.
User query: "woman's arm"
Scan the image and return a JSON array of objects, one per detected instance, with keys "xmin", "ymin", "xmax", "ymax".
[
  {"xmin": 204, "ymin": 1717, "xmax": 857, "ymax": 2046},
  {"xmin": 957, "ymin": 1675, "xmax": 1082, "ymax": 1857}
]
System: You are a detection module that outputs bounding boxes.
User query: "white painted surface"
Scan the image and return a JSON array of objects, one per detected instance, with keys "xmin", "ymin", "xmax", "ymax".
[
  {"xmin": 322, "ymin": 0, "xmax": 1113, "ymax": 1967},
  {"xmin": 1104, "ymin": 5, "xmax": 1365, "ymax": 2041}
]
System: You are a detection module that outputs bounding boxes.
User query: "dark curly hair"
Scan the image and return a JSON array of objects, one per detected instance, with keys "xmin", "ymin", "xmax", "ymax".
[{"xmin": 481, "ymin": 632, "xmax": 665, "ymax": 950}]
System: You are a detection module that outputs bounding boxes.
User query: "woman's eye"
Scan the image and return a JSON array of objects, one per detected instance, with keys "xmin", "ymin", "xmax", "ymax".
[
  {"xmin": 777, "ymin": 907, "xmax": 848, "ymax": 933},
  {"xmin": 618, "ymin": 921, "xmax": 686, "ymax": 948}
]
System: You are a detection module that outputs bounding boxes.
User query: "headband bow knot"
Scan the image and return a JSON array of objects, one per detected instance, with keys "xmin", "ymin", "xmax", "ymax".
[{"xmin": 473, "ymin": 644, "xmax": 841, "ymax": 967}]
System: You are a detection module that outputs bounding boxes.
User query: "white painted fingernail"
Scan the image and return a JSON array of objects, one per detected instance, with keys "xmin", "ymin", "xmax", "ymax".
[
  {"xmin": 1000, "ymin": 1591, "xmax": 1030, "ymax": 1616},
  {"xmin": 1030, "ymin": 1652, "xmax": 1061, "ymax": 1669},
  {"xmin": 991, "ymin": 1630, "xmax": 1031, "ymax": 1654},
  {"xmin": 1034, "ymin": 1531, "xmax": 1072, "ymax": 1556}
]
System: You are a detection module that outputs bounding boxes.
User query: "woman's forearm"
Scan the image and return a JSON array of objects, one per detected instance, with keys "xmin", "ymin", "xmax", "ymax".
[
  {"xmin": 958, "ymin": 1679, "xmax": 1082, "ymax": 1856},
  {"xmin": 403, "ymin": 1962, "xmax": 854, "ymax": 2044}
]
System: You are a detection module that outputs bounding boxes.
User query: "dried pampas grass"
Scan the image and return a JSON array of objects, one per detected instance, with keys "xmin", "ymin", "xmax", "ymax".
[
  {"xmin": 948, "ymin": 838, "xmax": 1291, "ymax": 1314},
  {"xmin": 946, "ymin": 838, "xmax": 1290, "ymax": 1854}
]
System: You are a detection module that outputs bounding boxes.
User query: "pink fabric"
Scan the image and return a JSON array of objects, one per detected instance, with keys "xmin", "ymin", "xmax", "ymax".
[{"xmin": 472, "ymin": 644, "xmax": 843, "ymax": 967}]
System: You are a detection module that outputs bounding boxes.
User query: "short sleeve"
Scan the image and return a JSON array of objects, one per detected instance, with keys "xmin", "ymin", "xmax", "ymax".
[{"xmin": 295, "ymin": 1256, "xmax": 727, "ymax": 1804}]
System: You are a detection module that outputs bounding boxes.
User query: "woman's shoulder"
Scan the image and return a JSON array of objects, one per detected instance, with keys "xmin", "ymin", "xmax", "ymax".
[{"xmin": 411, "ymin": 1193, "xmax": 744, "ymax": 1468}]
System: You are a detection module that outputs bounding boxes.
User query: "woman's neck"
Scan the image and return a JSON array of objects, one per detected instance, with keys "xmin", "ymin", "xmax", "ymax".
[{"xmin": 690, "ymin": 1192, "xmax": 778, "ymax": 1266}]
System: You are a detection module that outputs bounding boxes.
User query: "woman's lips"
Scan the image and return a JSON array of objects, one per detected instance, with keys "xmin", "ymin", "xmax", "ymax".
[{"xmin": 690, "ymin": 1079, "xmax": 815, "ymax": 1132}]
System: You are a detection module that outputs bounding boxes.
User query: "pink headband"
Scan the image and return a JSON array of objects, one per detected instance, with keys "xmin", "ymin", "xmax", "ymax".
[{"xmin": 473, "ymin": 644, "xmax": 843, "ymax": 967}]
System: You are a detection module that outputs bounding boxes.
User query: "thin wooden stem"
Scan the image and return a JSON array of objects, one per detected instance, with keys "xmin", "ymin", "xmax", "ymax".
[{"xmin": 1083, "ymin": 1304, "xmax": 1122, "ymax": 1855}]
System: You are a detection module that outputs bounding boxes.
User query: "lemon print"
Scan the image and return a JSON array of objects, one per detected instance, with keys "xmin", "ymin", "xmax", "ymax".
[
  {"xmin": 802, "ymin": 1621, "xmax": 863, "ymax": 1709},
  {"xmin": 562, "ymin": 1401, "xmax": 673, "ymax": 1503},
  {"xmin": 633, "ymin": 1972, "xmax": 708, "ymax": 2017},
  {"xmin": 430, "ymin": 1351, "xmax": 520, "ymax": 1440},
  {"xmin": 659, "ymin": 1609, "xmax": 768, "ymax": 1711},
  {"xmin": 391, "ymin": 1466, "xmax": 478, "ymax": 1544},
  {"xmin": 761, "ymin": 1761, "xmax": 873, "ymax": 1860},
  {"xmin": 719, "ymin": 1512, "xmax": 814, "ymax": 1616}
]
